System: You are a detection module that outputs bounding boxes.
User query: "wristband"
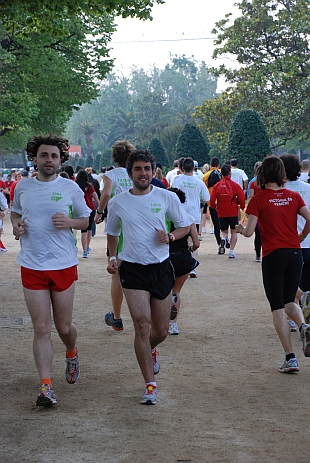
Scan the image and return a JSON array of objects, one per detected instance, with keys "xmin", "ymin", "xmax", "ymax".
[
  {"xmin": 109, "ymin": 256, "xmax": 117, "ymax": 261},
  {"xmin": 96, "ymin": 210, "xmax": 103, "ymax": 215},
  {"xmin": 168, "ymin": 233, "xmax": 175, "ymax": 242},
  {"xmin": 241, "ymin": 227, "xmax": 245, "ymax": 235}
]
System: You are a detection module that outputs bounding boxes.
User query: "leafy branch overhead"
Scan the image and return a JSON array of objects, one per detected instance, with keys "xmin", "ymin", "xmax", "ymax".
[{"xmin": 195, "ymin": 0, "xmax": 310, "ymax": 147}]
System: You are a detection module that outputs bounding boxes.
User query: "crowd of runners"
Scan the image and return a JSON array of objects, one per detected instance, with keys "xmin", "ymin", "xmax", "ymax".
[{"xmin": 2, "ymin": 134, "xmax": 310, "ymax": 407}]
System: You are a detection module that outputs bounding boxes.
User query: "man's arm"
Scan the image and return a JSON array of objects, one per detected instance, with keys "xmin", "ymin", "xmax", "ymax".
[
  {"xmin": 11, "ymin": 211, "xmax": 24, "ymax": 238},
  {"xmin": 95, "ymin": 176, "xmax": 112, "ymax": 222},
  {"xmin": 106, "ymin": 234, "xmax": 120, "ymax": 274},
  {"xmin": 52, "ymin": 213, "xmax": 88, "ymax": 230}
]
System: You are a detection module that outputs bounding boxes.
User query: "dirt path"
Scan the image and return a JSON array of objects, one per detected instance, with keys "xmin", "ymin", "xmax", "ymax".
[{"xmin": 1, "ymin": 221, "xmax": 309, "ymax": 463}]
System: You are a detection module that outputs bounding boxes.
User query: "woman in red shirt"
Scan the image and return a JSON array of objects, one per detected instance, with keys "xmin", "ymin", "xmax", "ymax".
[
  {"xmin": 236, "ymin": 155, "xmax": 310, "ymax": 373},
  {"xmin": 75, "ymin": 169, "xmax": 99, "ymax": 258}
]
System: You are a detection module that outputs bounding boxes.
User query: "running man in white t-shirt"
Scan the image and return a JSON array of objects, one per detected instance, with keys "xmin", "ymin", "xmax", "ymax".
[
  {"xmin": 11, "ymin": 134, "xmax": 90, "ymax": 407},
  {"xmin": 106, "ymin": 150, "xmax": 193, "ymax": 405},
  {"xmin": 172, "ymin": 157, "xmax": 210, "ymax": 277},
  {"xmin": 95, "ymin": 140, "xmax": 135, "ymax": 331}
]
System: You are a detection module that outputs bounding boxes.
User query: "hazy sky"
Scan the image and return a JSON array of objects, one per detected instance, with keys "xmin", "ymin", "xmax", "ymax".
[{"xmin": 109, "ymin": 0, "xmax": 239, "ymax": 90}]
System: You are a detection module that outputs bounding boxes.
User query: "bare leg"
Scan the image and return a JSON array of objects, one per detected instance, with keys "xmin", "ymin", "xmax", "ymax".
[
  {"xmin": 111, "ymin": 273, "xmax": 123, "ymax": 319},
  {"xmin": 81, "ymin": 232, "xmax": 87, "ymax": 252},
  {"xmin": 86, "ymin": 230, "xmax": 92, "ymax": 249},
  {"xmin": 51, "ymin": 282, "xmax": 77, "ymax": 352},
  {"xmin": 172, "ymin": 274, "xmax": 189, "ymax": 320},
  {"xmin": 285, "ymin": 301, "xmax": 305, "ymax": 327},
  {"xmin": 123, "ymin": 288, "xmax": 170, "ymax": 383},
  {"xmin": 273, "ymin": 308, "xmax": 294, "ymax": 354},
  {"xmin": 230, "ymin": 229, "xmax": 238, "ymax": 251},
  {"xmin": 23, "ymin": 288, "xmax": 53, "ymax": 380}
]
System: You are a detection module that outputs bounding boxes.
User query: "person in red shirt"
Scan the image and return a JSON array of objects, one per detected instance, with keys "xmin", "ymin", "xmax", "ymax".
[
  {"xmin": 210, "ymin": 163, "xmax": 245, "ymax": 258},
  {"xmin": 75, "ymin": 169, "xmax": 99, "ymax": 258},
  {"xmin": 236, "ymin": 155, "xmax": 310, "ymax": 373}
]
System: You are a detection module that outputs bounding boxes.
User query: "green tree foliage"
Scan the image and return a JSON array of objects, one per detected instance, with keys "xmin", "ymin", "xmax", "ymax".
[
  {"xmin": 100, "ymin": 148, "xmax": 113, "ymax": 168},
  {"xmin": 65, "ymin": 56, "xmax": 217, "ymax": 168},
  {"xmin": 93, "ymin": 154, "xmax": 102, "ymax": 172},
  {"xmin": 85, "ymin": 155, "xmax": 94, "ymax": 168},
  {"xmin": 228, "ymin": 110, "xmax": 271, "ymax": 176},
  {"xmin": 148, "ymin": 138, "xmax": 168, "ymax": 166},
  {"xmin": 175, "ymin": 124, "xmax": 211, "ymax": 166},
  {"xmin": 1, "ymin": 1, "xmax": 164, "ymax": 36},
  {"xmin": 195, "ymin": 0, "xmax": 310, "ymax": 148}
]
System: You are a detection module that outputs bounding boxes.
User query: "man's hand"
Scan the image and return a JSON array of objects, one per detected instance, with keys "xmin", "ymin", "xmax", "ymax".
[
  {"xmin": 52, "ymin": 212, "xmax": 70, "ymax": 229},
  {"xmin": 107, "ymin": 260, "xmax": 118, "ymax": 274},
  {"xmin": 155, "ymin": 228, "xmax": 169, "ymax": 244},
  {"xmin": 12, "ymin": 219, "xmax": 25, "ymax": 238}
]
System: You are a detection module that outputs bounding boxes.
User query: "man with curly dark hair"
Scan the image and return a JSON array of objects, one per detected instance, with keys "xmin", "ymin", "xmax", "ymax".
[{"xmin": 11, "ymin": 134, "xmax": 91, "ymax": 407}]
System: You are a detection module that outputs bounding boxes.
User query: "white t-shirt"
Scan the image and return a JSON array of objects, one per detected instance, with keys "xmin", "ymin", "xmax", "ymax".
[
  {"xmin": 166, "ymin": 168, "xmax": 178, "ymax": 186},
  {"xmin": 286, "ymin": 179, "xmax": 310, "ymax": 248},
  {"xmin": 193, "ymin": 170, "xmax": 203, "ymax": 180},
  {"xmin": 230, "ymin": 167, "xmax": 248, "ymax": 188},
  {"xmin": 299, "ymin": 172, "xmax": 309, "ymax": 182},
  {"xmin": 106, "ymin": 186, "xmax": 194, "ymax": 264},
  {"xmin": 172, "ymin": 174, "xmax": 210, "ymax": 224},
  {"xmin": 12, "ymin": 176, "xmax": 91, "ymax": 270},
  {"xmin": 105, "ymin": 167, "xmax": 132, "ymax": 197},
  {"xmin": 0, "ymin": 191, "xmax": 8, "ymax": 210}
]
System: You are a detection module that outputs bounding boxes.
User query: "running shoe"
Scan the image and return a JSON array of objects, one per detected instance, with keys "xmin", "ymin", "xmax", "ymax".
[
  {"xmin": 36, "ymin": 384, "xmax": 57, "ymax": 406},
  {"xmin": 225, "ymin": 238, "xmax": 230, "ymax": 249},
  {"xmin": 198, "ymin": 234, "xmax": 202, "ymax": 241},
  {"xmin": 86, "ymin": 247, "xmax": 91, "ymax": 253},
  {"xmin": 169, "ymin": 321, "xmax": 179, "ymax": 335},
  {"xmin": 202, "ymin": 227, "xmax": 206, "ymax": 233},
  {"xmin": 82, "ymin": 251, "xmax": 88, "ymax": 258},
  {"xmin": 218, "ymin": 239, "xmax": 225, "ymax": 255},
  {"xmin": 301, "ymin": 291, "xmax": 310, "ymax": 324},
  {"xmin": 105, "ymin": 311, "xmax": 124, "ymax": 330},
  {"xmin": 279, "ymin": 358, "xmax": 299, "ymax": 373},
  {"xmin": 152, "ymin": 348, "xmax": 160, "ymax": 375},
  {"xmin": 300, "ymin": 324, "xmax": 310, "ymax": 357},
  {"xmin": 0, "ymin": 240, "xmax": 7, "ymax": 252},
  {"xmin": 65, "ymin": 349, "xmax": 80, "ymax": 384},
  {"xmin": 210, "ymin": 228, "xmax": 214, "ymax": 234},
  {"xmin": 140, "ymin": 384, "xmax": 157, "ymax": 405},
  {"xmin": 254, "ymin": 256, "xmax": 261, "ymax": 262},
  {"xmin": 288, "ymin": 320, "xmax": 297, "ymax": 332},
  {"xmin": 189, "ymin": 269, "xmax": 197, "ymax": 278},
  {"xmin": 228, "ymin": 250, "xmax": 236, "ymax": 259}
]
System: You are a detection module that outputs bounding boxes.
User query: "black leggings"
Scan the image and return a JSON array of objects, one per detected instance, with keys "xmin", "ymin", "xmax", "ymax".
[
  {"xmin": 262, "ymin": 248, "xmax": 302, "ymax": 311},
  {"xmin": 254, "ymin": 226, "xmax": 261, "ymax": 258},
  {"xmin": 209, "ymin": 207, "xmax": 221, "ymax": 246}
]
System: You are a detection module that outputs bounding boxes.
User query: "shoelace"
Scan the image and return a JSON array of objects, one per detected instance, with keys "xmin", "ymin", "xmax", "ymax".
[{"xmin": 67, "ymin": 357, "xmax": 78, "ymax": 373}]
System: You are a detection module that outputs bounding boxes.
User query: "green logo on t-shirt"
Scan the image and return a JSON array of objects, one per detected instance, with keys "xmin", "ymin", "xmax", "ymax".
[
  {"xmin": 151, "ymin": 202, "xmax": 162, "ymax": 213},
  {"xmin": 51, "ymin": 192, "xmax": 63, "ymax": 202}
]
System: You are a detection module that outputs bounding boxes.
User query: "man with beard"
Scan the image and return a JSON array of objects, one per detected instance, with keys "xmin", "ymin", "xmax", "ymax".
[
  {"xmin": 11, "ymin": 134, "xmax": 90, "ymax": 407},
  {"xmin": 106, "ymin": 150, "xmax": 192, "ymax": 405}
]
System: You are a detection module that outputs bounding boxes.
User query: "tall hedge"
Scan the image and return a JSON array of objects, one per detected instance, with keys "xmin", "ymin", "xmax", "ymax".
[
  {"xmin": 148, "ymin": 138, "xmax": 169, "ymax": 167},
  {"xmin": 228, "ymin": 109, "xmax": 271, "ymax": 176},
  {"xmin": 175, "ymin": 123, "xmax": 210, "ymax": 166}
]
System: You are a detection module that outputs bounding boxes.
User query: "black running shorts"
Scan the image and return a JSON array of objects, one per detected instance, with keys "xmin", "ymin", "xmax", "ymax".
[{"xmin": 119, "ymin": 258, "xmax": 175, "ymax": 300}]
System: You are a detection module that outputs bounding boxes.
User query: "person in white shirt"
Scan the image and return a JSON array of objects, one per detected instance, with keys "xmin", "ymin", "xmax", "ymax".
[
  {"xmin": 193, "ymin": 160, "xmax": 203, "ymax": 180},
  {"xmin": 95, "ymin": 140, "xmax": 135, "ymax": 331},
  {"xmin": 11, "ymin": 134, "xmax": 90, "ymax": 407},
  {"xmin": 106, "ymin": 150, "xmax": 192, "ymax": 405},
  {"xmin": 280, "ymin": 154, "xmax": 310, "ymax": 325},
  {"xmin": 165, "ymin": 159, "xmax": 179, "ymax": 186},
  {"xmin": 299, "ymin": 159, "xmax": 310, "ymax": 182},
  {"xmin": 230, "ymin": 158, "xmax": 248, "ymax": 193},
  {"xmin": 172, "ymin": 157, "xmax": 210, "ymax": 277}
]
